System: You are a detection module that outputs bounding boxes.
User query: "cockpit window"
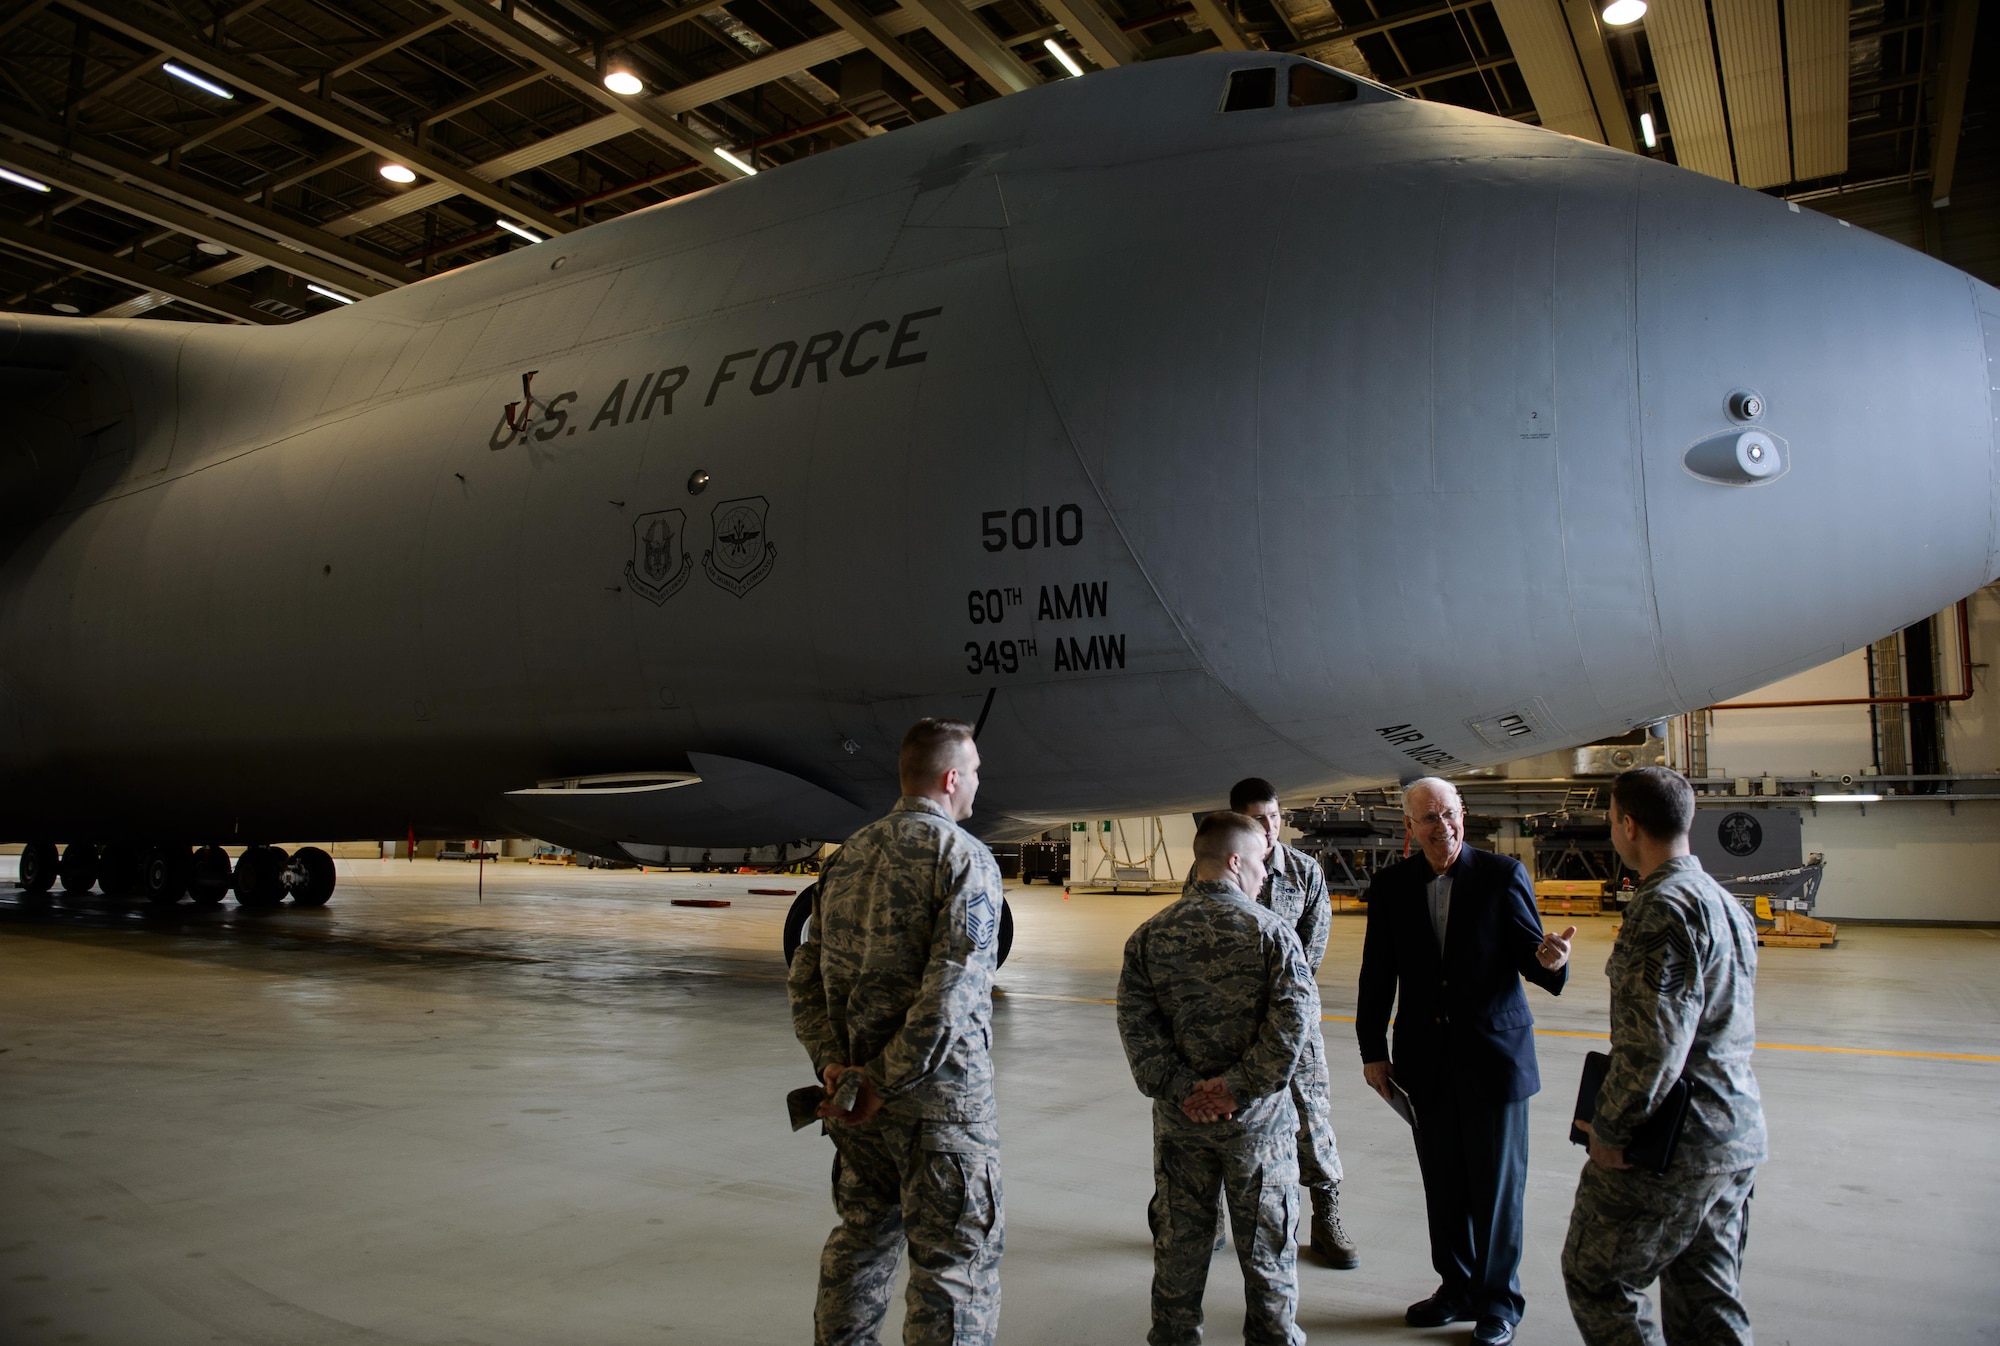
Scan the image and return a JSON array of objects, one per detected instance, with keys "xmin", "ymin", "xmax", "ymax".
[
  {"xmin": 1289, "ymin": 63, "xmax": 1358, "ymax": 107},
  {"xmin": 1220, "ymin": 67, "xmax": 1277, "ymax": 112}
]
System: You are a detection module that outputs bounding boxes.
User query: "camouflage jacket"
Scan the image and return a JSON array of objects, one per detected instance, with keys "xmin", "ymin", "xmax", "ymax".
[
  {"xmin": 1181, "ymin": 841, "xmax": 1332, "ymax": 974},
  {"xmin": 1266, "ymin": 841, "xmax": 1333, "ymax": 976},
  {"xmin": 787, "ymin": 796, "xmax": 1004, "ymax": 1126},
  {"xmin": 1596, "ymin": 855, "xmax": 1768, "ymax": 1174},
  {"xmin": 1117, "ymin": 878, "xmax": 1318, "ymax": 1144}
]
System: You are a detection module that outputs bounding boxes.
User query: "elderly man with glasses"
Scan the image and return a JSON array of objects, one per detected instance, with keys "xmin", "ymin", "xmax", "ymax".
[{"xmin": 1356, "ymin": 777, "xmax": 1577, "ymax": 1346}]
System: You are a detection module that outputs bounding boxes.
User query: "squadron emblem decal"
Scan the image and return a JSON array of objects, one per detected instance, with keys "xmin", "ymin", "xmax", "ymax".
[
  {"xmin": 625, "ymin": 509, "xmax": 693, "ymax": 605},
  {"xmin": 703, "ymin": 496, "xmax": 776, "ymax": 597}
]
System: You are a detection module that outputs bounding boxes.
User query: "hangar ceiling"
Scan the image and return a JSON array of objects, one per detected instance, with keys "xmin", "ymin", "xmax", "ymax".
[{"xmin": 0, "ymin": 0, "xmax": 1985, "ymax": 323}]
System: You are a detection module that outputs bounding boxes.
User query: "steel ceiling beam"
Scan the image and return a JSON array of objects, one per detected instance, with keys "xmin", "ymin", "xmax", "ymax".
[
  {"xmin": 803, "ymin": 0, "xmax": 965, "ymax": 110},
  {"xmin": 0, "ymin": 126, "xmax": 403, "ymax": 293},
  {"xmin": 1489, "ymin": 0, "xmax": 1603, "ymax": 142},
  {"xmin": 1929, "ymin": 0, "xmax": 1980, "ymax": 207},
  {"xmin": 0, "ymin": 216, "xmax": 279, "ymax": 323},
  {"xmin": 899, "ymin": 0, "xmax": 1041, "ymax": 93},
  {"xmin": 1186, "ymin": 0, "xmax": 1253, "ymax": 51},
  {"xmin": 426, "ymin": 0, "xmax": 748, "ymax": 179},
  {"xmin": 1557, "ymin": 0, "xmax": 1636, "ymax": 150},
  {"xmin": 1038, "ymin": 0, "xmax": 1137, "ymax": 66},
  {"xmin": 56, "ymin": 0, "xmax": 576, "ymax": 236}
]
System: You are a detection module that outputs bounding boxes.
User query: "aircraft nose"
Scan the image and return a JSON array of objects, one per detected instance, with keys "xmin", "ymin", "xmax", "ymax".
[{"xmin": 1633, "ymin": 177, "xmax": 2000, "ymax": 708}]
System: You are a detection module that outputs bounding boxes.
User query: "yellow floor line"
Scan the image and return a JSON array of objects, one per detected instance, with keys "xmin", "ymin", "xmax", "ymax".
[{"xmin": 995, "ymin": 992, "xmax": 2000, "ymax": 1063}]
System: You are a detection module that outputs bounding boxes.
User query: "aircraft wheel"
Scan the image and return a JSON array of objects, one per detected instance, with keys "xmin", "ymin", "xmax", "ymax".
[
  {"xmin": 140, "ymin": 847, "xmax": 191, "ymax": 906},
  {"xmin": 286, "ymin": 846, "xmax": 336, "ymax": 907},
  {"xmin": 189, "ymin": 847, "xmax": 232, "ymax": 905},
  {"xmin": 781, "ymin": 883, "xmax": 817, "ymax": 965},
  {"xmin": 99, "ymin": 844, "xmax": 145, "ymax": 900},
  {"xmin": 234, "ymin": 846, "xmax": 287, "ymax": 909},
  {"xmin": 58, "ymin": 842, "xmax": 99, "ymax": 898},
  {"xmin": 18, "ymin": 842, "xmax": 58, "ymax": 894}
]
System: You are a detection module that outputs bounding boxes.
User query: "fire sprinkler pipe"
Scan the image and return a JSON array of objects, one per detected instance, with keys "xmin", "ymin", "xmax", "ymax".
[{"xmin": 1704, "ymin": 599, "xmax": 1974, "ymax": 710}]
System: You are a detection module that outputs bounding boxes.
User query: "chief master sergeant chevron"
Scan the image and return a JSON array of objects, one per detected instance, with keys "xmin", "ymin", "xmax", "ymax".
[
  {"xmin": 1119, "ymin": 810, "xmax": 1319, "ymax": 1346},
  {"xmin": 787, "ymin": 718, "xmax": 1006, "ymax": 1346}
]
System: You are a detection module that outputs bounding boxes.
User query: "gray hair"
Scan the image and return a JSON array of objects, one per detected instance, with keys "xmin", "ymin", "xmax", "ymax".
[{"xmin": 1403, "ymin": 777, "xmax": 1463, "ymax": 818}]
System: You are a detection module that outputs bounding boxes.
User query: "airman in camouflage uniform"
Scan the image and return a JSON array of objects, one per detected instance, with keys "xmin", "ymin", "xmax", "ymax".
[
  {"xmin": 789, "ymin": 719, "xmax": 1006, "ymax": 1346},
  {"xmin": 1563, "ymin": 768, "xmax": 1766, "ymax": 1346},
  {"xmin": 1123, "ymin": 811, "xmax": 1318, "ymax": 1346},
  {"xmin": 1205, "ymin": 778, "xmax": 1356, "ymax": 1267}
]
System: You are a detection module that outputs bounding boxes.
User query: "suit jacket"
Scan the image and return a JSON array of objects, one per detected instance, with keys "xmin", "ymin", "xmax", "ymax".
[{"xmin": 1355, "ymin": 845, "xmax": 1566, "ymax": 1102}]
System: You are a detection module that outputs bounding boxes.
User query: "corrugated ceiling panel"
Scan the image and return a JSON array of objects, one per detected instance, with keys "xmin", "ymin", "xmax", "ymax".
[
  {"xmin": 1646, "ymin": 0, "xmax": 1734, "ymax": 182},
  {"xmin": 1714, "ymin": 0, "xmax": 1790, "ymax": 188},
  {"xmin": 1785, "ymin": 0, "xmax": 1849, "ymax": 180},
  {"xmin": 1490, "ymin": 0, "xmax": 1604, "ymax": 142}
]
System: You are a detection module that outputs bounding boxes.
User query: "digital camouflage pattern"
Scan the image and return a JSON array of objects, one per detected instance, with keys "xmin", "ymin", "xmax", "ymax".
[
  {"xmin": 788, "ymin": 796, "xmax": 1006, "ymax": 1345},
  {"xmin": 1562, "ymin": 1163, "xmax": 1754, "ymax": 1346},
  {"xmin": 1562, "ymin": 853, "xmax": 1764, "ymax": 1346},
  {"xmin": 1265, "ymin": 842, "xmax": 1342, "ymax": 1188},
  {"xmin": 817, "ymin": 1115, "xmax": 1004, "ymax": 1346},
  {"xmin": 1591, "ymin": 855, "xmax": 1766, "ymax": 1173},
  {"xmin": 789, "ymin": 796, "xmax": 1005, "ymax": 1123},
  {"xmin": 1118, "ymin": 877, "xmax": 1317, "ymax": 1346},
  {"xmin": 1149, "ymin": 1131, "xmax": 1305, "ymax": 1346}
]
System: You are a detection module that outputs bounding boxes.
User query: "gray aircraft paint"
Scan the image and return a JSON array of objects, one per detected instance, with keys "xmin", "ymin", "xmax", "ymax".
[{"xmin": 1, "ymin": 53, "xmax": 1995, "ymax": 855}]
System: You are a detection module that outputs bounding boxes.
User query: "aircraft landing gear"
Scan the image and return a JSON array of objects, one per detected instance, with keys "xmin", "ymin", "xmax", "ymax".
[
  {"xmin": 285, "ymin": 847, "xmax": 336, "ymax": 907},
  {"xmin": 139, "ymin": 847, "xmax": 191, "ymax": 906},
  {"xmin": 190, "ymin": 847, "xmax": 232, "ymax": 905},
  {"xmin": 98, "ymin": 844, "xmax": 143, "ymax": 900},
  {"xmin": 17, "ymin": 842, "xmax": 57, "ymax": 894},
  {"xmin": 233, "ymin": 846, "xmax": 288, "ymax": 909},
  {"xmin": 781, "ymin": 883, "xmax": 1013, "ymax": 968},
  {"xmin": 58, "ymin": 842, "xmax": 98, "ymax": 898}
]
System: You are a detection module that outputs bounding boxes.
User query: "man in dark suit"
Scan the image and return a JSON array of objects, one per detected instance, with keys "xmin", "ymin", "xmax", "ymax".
[{"xmin": 1357, "ymin": 777, "xmax": 1575, "ymax": 1346}]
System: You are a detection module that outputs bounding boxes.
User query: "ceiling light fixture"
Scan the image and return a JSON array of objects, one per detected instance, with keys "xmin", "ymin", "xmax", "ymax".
[
  {"xmin": 1810, "ymin": 793, "xmax": 1882, "ymax": 803},
  {"xmin": 1043, "ymin": 38, "xmax": 1084, "ymax": 78},
  {"xmin": 604, "ymin": 69, "xmax": 644, "ymax": 96},
  {"xmin": 306, "ymin": 283, "xmax": 355, "ymax": 305},
  {"xmin": 0, "ymin": 167, "xmax": 51, "ymax": 192},
  {"xmin": 495, "ymin": 219, "xmax": 545, "ymax": 243},
  {"xmin": 162, "ymin": 61, "xmax": 234, "ymax": 98},
  {"xmin": 714, "ymin": 147, "xmax": 758, "ymax": 176},
  {"xmin": 1601, "ymin": 0, "xmax": 1647, "ymax": 25},
  {"xmin": 196, "ymin": 241, "xmax": 230, "ymax": 256},
  {"xmin": 1639, "ymin": 111, "xmax": 1657, "ymax": 148},
  {"xmin": 51, "ymin": 303, "xmax": 80, "ymax": 314},
  {"xmin": 380, "ymin": 162, "xmax": 417, "ymax": 184}
]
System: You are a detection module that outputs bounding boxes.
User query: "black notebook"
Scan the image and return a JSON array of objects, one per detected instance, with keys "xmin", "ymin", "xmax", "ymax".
[{"xmin": 1570, "ymin": 1051, "xmax": 1690, "ymax": 1175}]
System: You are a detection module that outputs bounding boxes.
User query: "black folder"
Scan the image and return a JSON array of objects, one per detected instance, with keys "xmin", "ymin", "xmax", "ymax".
[{"xmin": 1570, "ymin": 1051, "xmax": 1690, "ymax": 1175}]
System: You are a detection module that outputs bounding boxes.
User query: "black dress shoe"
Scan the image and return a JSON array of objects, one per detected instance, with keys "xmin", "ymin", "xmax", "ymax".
[
  {"xmin": 1403, "ymin": 1291, "xmax": 1473, "ymax": 1328},
  {"xmin": 1470, "ymin": 1316, "xmax": 1516, "ymax": 1345}
]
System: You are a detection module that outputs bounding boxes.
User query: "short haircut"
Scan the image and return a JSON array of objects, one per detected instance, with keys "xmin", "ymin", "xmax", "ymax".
[
  {"xmin": 899, "ymin": 718, "xmax": 975, "ymax": 785},
  {"xmin": 1403, "ymin": 776, "xmax": 1462, "ymax": 818},
  {"xmin": 1192, "ymin": 811, "xmax": 1266, "ymax": 866},
  {"xmin": 1229, "ymin": 777, "xmax": 1279, "ymax": 811},
  {"xmin": 1611, "ymin": 766, "xmax": 1695, "ymax": 842}
]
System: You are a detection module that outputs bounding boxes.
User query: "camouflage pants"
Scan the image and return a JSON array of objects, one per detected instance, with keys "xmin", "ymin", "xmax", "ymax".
[
  {"xmin": 816, "ymin": 1115, "xmax": 1004, "ymax": 1346},
  {"xmin": 1149, "ymin": 1132, "xmax": 1305, "ymax": 1346},
  {"xmin": 1561, "ymin": 1162, "xmax": 1755, "ymax": 1346},
  {"xmin": 1292, "ymin": 1029, "xmax": 1342, "ymax": 1188}
]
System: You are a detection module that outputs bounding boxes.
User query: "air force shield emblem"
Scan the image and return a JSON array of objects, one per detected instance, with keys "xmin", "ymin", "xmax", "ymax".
[
  {"xmin": 965, "ymin": 889, "xmax": 998, "ymax": 950},
  {"xmin": 625, "ymin": 509, "xmax": 692, "ymax": 605},
  {"xmin": 702, "ymin": 495, "xmax": 777, "ymax": 597}
]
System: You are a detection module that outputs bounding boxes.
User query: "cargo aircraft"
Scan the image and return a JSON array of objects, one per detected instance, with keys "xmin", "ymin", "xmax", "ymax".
[{"xmin": 3, "ymin": 53, "xmax": 1996, "ymax": 946}]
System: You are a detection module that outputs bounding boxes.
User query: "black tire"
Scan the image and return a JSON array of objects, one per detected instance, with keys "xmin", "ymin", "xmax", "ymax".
[
  {"xmin": 189, "ymin": 847, "xmax": 232, "ymax": 905},
  {"xmin": 58, "ymin": 842, "xmax": 99, "ymax": 897},
  {"xmin": 18, "ymin": 842, "xmax": 58, "ymax": 894},
  {"xmin": 98, "ymin": 844, "xmax": 143, "ymax": 900},
  {"xmin": 287, "ymin": 846, "xmax": 336, "ymax": 907},
  {"xmin": 234, "ymin": 846, "xmax": 287, "ymax": 909},
  {"xmin": 782, "ymin": 885, "xmax": 1012, "ymax": 969},
  {"xmin": 781, "ymin": 883, "xmax": 817, "ymax": 965},
  {"xmin": 140, "ymin": 848, "xmax": 191, "ymax": 906}
]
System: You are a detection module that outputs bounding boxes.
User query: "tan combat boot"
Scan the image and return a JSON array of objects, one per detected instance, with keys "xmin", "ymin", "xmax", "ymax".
[{"xmin": 1310, "ymin": 1182, "xmax": 1359, "ymax": 1268}]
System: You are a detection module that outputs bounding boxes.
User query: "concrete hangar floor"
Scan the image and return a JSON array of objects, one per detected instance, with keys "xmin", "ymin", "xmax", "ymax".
[{"xmin": 0, "ymin": 860, "xmax": 1994, "ymax": 1346}]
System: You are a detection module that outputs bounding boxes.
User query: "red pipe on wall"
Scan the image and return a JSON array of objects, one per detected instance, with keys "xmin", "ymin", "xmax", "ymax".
[{"xmin": 1704, "ymin": 599, "xmax": 1974, "ymax": 710}]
